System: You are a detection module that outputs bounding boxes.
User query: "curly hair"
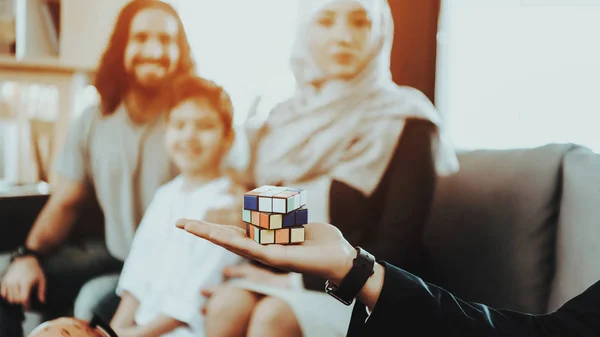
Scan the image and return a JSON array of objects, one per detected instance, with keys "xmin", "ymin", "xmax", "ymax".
[
  {"xmin": 94, "ymin": 0, "xmax": 196, "ymax": 116},
  {"xmin": 167, "ymin": 74, "xmax": 235, "ymax": 137}
]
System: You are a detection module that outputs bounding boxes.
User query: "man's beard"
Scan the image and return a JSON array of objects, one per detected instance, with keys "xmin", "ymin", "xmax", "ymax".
[
  {"xmin": 126, "ymin": 59, "xmax": 176, "ymax": 98},
  {"xmin": 127, "ymin": 72, "xmax": 174, "ymax": 99}
]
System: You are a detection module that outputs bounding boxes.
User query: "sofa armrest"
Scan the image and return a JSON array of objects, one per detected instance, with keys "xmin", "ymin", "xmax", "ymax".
[
  {"xmin": 0, "ymin": 193, "xmax": 104, "ymax": 253},
  {"xmin": 548, "ymin": 147, "xmax": 600, "ymax": 311},
  {"xmin": 0, "ymin": 194, "xmax": 49, "ymax": 253},
  {"xmin": 424, "ymin": 143, "xmax": 576, "ymax": 314}
]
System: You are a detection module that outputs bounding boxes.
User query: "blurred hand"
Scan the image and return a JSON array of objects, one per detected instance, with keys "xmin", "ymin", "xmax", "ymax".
[
  {"xmin": 0, "ymin": 256, "xmax": 46, "ymax": 308},
  {"xmin": 176, "ymin": 220, "xmax": 357, "ymax": 285},
  {"xmin": 204, "ymin": 182, "xmax": 245, "ymax": 229},
  {"xmin": 198, "ymin": 263, "xmax": 291, "ymax": 315},
  {"xmin": 199, "ymin": 285, "xmax": 224, "ymax": 316},
  {"xmin": 112, "ymin": 326, "xmax": 141, "ymax": 337},
  {"xmin": 246, "ymin": 95, "xmax": 262, "ymax": 121},
  {"xmin": 222, "ymin": 263, "xmax": 291, "ymax": 288}
]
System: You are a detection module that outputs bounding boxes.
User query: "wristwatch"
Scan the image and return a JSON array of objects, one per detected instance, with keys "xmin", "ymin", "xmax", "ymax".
[
  {"xmin": 10, "ymin": 245, "xmax": 42, "ymax": 263},
  {"xmin": 325, "ymin": 246, "xmax": 375, "ymax": 305}
]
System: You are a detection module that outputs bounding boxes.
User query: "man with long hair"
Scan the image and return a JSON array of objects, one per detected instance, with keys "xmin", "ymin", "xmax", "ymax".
[{"xmin": 0, "ymin": 1, "xmax": 195, "ymax": 335}]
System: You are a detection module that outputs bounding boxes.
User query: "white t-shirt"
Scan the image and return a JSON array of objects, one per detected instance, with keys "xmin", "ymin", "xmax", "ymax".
[
  {"xmin": 53, "ymin": 105, "xmax": 177, "ymax": 260},
  {"xmin": 116, "ymin": 175, "xmax": 244, "ymax": 337}
]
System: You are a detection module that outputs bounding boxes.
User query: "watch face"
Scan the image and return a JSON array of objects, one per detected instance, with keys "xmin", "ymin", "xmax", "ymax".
[
  {"xmin": 326, "ymin": 289, "xmax": 354, "ymax": 306},
  {"xmin": 325, "ymin": 280, "xmax": 354, "ymax": 306},
  {"xmin": 11, "ymin": 246, "xmax": 31, "ymax": 260}
]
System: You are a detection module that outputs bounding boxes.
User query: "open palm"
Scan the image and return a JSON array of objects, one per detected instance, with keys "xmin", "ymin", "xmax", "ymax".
[{"xmin": 176, "ymin": 219, "xmax": 356, "ymax": 284}]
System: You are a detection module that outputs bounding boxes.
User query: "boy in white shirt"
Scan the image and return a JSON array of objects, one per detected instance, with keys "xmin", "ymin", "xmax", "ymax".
[{"xmin": 109, "ymin": 75, "xmax": 245, "ymax": 337}]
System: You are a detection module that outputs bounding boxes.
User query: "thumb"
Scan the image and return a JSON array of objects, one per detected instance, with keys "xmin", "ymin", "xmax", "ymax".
[{"xmin": 37, "ymin": 275, "xmax": 46, "ymax": 303}]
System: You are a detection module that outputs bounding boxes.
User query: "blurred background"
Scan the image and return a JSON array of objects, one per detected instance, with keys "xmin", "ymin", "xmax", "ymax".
[
  {"xmin": 1, "ymin": 0, "xmax": 599, "ymax": 189},
  {"xmin": 2, "ymin": 1, "xmax": 600, "ymax": 334}
]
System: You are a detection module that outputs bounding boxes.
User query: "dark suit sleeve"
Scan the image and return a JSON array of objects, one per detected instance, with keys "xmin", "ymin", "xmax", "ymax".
[{"xmin": 349, "ymin": 261, "xmax": 600, "ymax": 337}]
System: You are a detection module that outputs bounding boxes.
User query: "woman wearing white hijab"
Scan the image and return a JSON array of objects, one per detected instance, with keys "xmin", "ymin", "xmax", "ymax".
[{"xmin": 203, "ymin": 0, "xmax": 459, "ymax": 336}]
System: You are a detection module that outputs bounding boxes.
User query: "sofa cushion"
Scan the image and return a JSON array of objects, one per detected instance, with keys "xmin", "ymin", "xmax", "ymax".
[
  {"xmin": 424, "ymin": 143, "xmax": 575, "ymax": 314},
  {"xmin": 547, "ymin": 147, "xmax": 600, "ymax": 312}
]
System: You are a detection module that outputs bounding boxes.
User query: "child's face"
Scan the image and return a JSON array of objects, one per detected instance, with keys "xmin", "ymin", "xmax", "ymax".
[{"xmin": 165, "ymin": 98, "xmax": 231, "ymax": 176}]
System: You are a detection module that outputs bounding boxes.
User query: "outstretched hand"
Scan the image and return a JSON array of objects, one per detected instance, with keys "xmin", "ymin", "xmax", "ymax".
[{"xmin": 176, "ymin": 220, "xmax": 357, "ymax": 285}]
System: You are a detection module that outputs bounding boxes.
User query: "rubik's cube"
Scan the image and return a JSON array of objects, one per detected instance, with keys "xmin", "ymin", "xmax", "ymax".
[{"xmin": 243, "ymin": 185, "xmax": 307, "ymax": 245}]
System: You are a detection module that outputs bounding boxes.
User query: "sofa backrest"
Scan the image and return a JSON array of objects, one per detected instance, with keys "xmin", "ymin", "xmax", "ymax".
[
  {"xmin": 547, "ymin": 146, "xmax": 600, "ymax": 312},
  {"xmin": 423, "ymin": 143, "xmax": 575, "ymax": 314}
]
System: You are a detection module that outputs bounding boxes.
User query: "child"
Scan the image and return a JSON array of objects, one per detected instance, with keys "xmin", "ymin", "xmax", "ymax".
[{"xmin": 109, "ymin": 74, "xmax": 245, "ymax": 337}]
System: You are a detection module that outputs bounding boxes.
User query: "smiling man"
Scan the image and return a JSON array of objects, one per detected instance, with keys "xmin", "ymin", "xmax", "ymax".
[{"xmin": 0, "ymin": 1, "xmax": 195, "ymax": 335}]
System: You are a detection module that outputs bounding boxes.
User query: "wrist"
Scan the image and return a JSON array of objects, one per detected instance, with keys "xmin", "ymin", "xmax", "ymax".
[
  {"xmin": 325, "ymin": 247, "xmax": 376, "ymax": 306},
  {"xmin": 357, "ymin": 262, "xmax": 385, "ymax": 311},
  {"xmin": 331, "ymin": 244, "xmax": 358, "ymax": 285},
  {"xmin": 25, "ymin": 237, "xmax": 51, "ymax": 255},
  {"xmin": 10, "ymin": 245, "xmax": 43, "ymax": 263}
]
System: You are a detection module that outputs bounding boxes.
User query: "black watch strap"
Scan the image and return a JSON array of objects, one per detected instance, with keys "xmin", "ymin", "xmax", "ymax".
[
  {"xmin": 10, "ymin": 245, "xmax": 42, "ymax": 263},
  {"xmin": 325, "ymin": 246, "xmax": 375, "ymax": 305}
]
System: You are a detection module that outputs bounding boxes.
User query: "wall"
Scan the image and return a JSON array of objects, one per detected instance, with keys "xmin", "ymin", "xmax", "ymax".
[
  {"xmin": 59, "ymin": 0, "xmax": 129, "ymax": 70},
  {"xmin": 435, "ymin": 0, "xmax": 600, "ymax": 152},
  {"xmin": 388, "ymin": 0, "xmax": 441, "ymax": 104},
  {"xmin": 16, "ymin": 0, "xmax": 56, "ymax": 59},
  {"xmin": 9, "ymin": 0, "xmax": 127, "ymax": 70},
  {"xmin": 1, "ymin": 0, "xmax": 128, "ymax": 185}
]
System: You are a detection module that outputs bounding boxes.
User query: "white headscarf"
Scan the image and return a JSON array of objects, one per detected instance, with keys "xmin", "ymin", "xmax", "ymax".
[{"xmin": 252, "ymin": 0, "xmax": 459, "ymax": 196}]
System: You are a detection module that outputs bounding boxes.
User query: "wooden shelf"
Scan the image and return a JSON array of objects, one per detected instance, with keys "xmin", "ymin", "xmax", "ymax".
[{"xmin": 0, "ymin": 55, "xmax": 93, "ymax": 74}]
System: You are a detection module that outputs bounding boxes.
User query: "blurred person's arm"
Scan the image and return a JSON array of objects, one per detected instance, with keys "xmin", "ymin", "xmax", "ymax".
[
  {"xmin": 110, "ymin": 291, "xmax": 140, "ymax": 329},
  {"xmin": 26, "ymin": 175, "xmax": 88, "ymax": 252},
  {"xmin": 112, "ymin": 293, "xmax": 187, "ymax": 337},
  {"xmin": 115, "ymin": 314, "xmax": 185, "ymax": 337},
  {"xmin": 26, "ymin": 109, "xmax": 96, "ymax": 253},
  {"xmin": 112, "ymin": 188, "xmax": 183, "ymax": 336},
  {"xmin": 1, "ymin": 109, "xmax": 93, "ymax": 306}
]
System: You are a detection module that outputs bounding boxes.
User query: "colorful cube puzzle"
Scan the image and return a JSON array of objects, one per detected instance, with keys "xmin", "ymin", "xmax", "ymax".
[
  {"xmin": 246, "ymin": 224, "xmax": 306, "ymax": 245},
  {"xmin": 242, "ymin": 206, "xmax": 308, "ymax": 230},
  {"xmin": 243, "ymin": 185, "xmax": 308, "ymax": 213},
  {"xmin": 243, "ymin": 185, "xmax": 308, "ymax": 245}
]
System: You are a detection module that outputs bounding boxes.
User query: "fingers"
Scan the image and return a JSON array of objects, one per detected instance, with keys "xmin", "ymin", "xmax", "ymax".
[
  {"xmin": 176, "ymin": 218, "xmax": 195, "ymax": 229},
  {"xmin": 177, "ymin": 218, "xmax": 288, "ymax": 270},
  {"xmin": 177, "ymin": 218, "xmax": 240, "ymax": 231},
  {"xmin": 0, "ymin": 279, "xmax": 6, "ymax": 299},
  {"xmin": 179, "ymin": 218, "xmax": 246, "ymax": 238},
  {"xmin": 200, "ymin": 285, "xmax": 221, "ymax": 316},
  {"xmin": 37, "ymin": 276, "xmax": 46, "ymax": 303},
  {"xmin": 6, "ymin": 283, "xmax": 22, "ymax": 305},
  {"xmin": 19, "ymin": 282, "xmax": 32, "ymax": 309},
  {"xmin": 201, "ymin": 287, "xmax": 215, "ymax": 298},
  {"xmin": 201, "ymin": 284, "xmax": 231, "ymax": 298},
  {"xmin": 208, "ymin": 226, "xmax": 269, "ymax": 263},
  {"xmin": 179, "ymin": 219, "xmax": 253, "ymax": 257},
  {"xmin": 6, "ymin": 284, "xmax": 15, "ymax": 303}
]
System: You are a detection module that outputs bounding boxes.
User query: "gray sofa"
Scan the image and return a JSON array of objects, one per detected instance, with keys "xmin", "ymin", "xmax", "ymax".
[{"xmin": 424, "ymin": 143, "xmax": 600, "ymax": 314}]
